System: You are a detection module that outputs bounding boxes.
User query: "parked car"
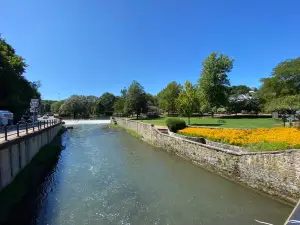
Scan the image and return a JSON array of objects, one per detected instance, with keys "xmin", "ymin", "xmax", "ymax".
[{"xmin": 43, "ymin": 115, "xmax": 49, "ymax": 119}]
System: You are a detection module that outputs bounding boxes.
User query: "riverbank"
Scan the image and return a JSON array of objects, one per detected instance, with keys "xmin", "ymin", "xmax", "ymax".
[
  {"xmin": 0, "ymin": 128, "xmax": 66, "ymax": 224},
  {"xmin": 113, "ymin": 117, "xmax": 300, "ymax": 204}
]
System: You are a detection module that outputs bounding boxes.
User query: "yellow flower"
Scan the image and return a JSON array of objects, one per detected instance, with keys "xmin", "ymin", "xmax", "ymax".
[{"xmin": 179, "ymin": 127, "xmax": 300, "ymax": 148}]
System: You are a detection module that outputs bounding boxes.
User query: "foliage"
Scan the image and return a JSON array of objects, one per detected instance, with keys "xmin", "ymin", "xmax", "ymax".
[
  {"xmin": 146, "ymin": 105, "xmax": 160, "ymax": 118},
  {"xmin": 176, "ymin": 81, "xmax": 199, "ymax": 125},
  {"xmin": 166, "ymin": 118, "xmax": 186, "ymax": 133},
  {"xmin": 59, "ymin": 95, "xmax": 89, "ymax": 118},
  {"xmin": 97, "ymin": 92, "xmax": 115, "ymax": 115},
  {"xmin": 259, "ymin": 57, "xmax": 300, "ymax": 111},
  {"xmin": 126, "ymin": 81, "xmax": 147, "ymax": 119},
  {"xmin": 264, "ymin": 94, "xmax": 300, "ymax": 113},
  {"xmin": 157, "ymin": 81, "xmax": 182, "ymax": 115},
  {"xmin": 198, "ymin": 52, "xmax": 234, "ymax": 114},
  {"xmin": 0, "ymin": 36, "xmax": 41, "ymax": 121},
  {"xmin": 145, "ymin": 93, "xmax": 159, "ymax": 107},
  {"xmin": 179, "ymin": 127, "xmax": 300, "ymax": 151},
  {"xmin": 230, "ymin": 85, "xmax": 251, "ymax": 96},
  {"xmin": 227, "ymin": 94, "xmax": 260, "ymax": 114},
  {"xmin": 50, "ymin": 100, "xmax": 64, "ymax": 114},
  {"xmin": 40, "ymin": 100, "xmax": 57, "ymax": 114}
]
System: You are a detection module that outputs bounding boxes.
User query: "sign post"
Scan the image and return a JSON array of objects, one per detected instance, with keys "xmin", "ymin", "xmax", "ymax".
[{"xmin": 30, "ymin": 99, "xmax": 40, "ymax": 123}]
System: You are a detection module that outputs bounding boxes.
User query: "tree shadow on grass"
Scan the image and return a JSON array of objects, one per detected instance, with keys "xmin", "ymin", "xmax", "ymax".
[{"xmin": 191, "ymin": 123, "xmax": 223, "ymax": 127}]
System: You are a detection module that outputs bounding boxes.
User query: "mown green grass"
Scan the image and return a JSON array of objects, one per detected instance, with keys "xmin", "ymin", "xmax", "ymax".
[{"xmin": 138, "ymin": 117, "xmax": 282, "ymax": 128}]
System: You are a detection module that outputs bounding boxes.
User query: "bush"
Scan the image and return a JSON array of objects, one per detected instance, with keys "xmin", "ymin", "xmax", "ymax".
[{"xmin": 166, "ymin": 118, "xmax": 186, "ymax": 133}]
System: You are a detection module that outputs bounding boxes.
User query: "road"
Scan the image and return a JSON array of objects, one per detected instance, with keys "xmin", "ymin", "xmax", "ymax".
[{"xmin": 0, "ymin": 117, "xmax": 58, "ymax": 143}]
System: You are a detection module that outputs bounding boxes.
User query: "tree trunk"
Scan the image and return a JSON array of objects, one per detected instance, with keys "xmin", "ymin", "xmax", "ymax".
[{"xmin": 188, "ymin": 116, "xmax": 190, "ymax": 125}]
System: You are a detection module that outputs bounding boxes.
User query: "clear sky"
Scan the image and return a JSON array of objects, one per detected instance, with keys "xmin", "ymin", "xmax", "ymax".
[{"xmin": 1, "ymin": 0, "xmax": 300, "ymax": 100}]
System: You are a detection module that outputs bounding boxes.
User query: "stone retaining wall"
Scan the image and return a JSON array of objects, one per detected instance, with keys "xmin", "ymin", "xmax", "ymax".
[
  {"xmin": 114, "ymin": 117, "xmax": 300, "ymax": 203},
  {"xmin": 0, "ymin": 123, "xmax": 62, "ymax": 191}
]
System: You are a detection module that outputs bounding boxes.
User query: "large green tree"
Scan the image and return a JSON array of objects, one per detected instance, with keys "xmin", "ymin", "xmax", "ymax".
[
  {"xmin": 176, "ymin": 81, "xmax": 198, "ymax": 125},
  {"xmin": 259, "ymin": 57, "xmax": 300, "ymax": 108},
  {"xmin": 59, "ymin": 95, "xmax": 89, "ymax": 118},
  {"xmin": 96, "ymin": 92, "xmax": 115, "ymax": 115},
  {"xmin": 157, "ymin": 81, "xmax": 182, "ymax": 115},
  {"xmin": 198, "ymin": 52, "xmax": 234, "ymax": 115},
  {"xmin": 51, "ymin": 100, "xmax": 64, "ymax": 114},
  {"xmin": 126, "ymin": 81, "xmax": 147, "ymax": 119},
  {"xmin": 0, "ymin": 36, "xmax": 41, "ymax": 121}
]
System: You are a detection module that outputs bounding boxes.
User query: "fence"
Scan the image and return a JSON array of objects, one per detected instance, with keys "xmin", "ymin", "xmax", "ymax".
[{"xmin": 0, "ymin": 119, "xmax": 60, "ymax": 141}]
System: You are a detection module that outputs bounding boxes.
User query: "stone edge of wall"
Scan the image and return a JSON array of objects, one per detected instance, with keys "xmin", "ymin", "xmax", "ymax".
[
  {"xmin": 0, "ymin": 123, "xmax": 62, "ymax": 151},
  {"xmin": 113, "ymin": 117, "xmax": 300, "ymax": 204}
]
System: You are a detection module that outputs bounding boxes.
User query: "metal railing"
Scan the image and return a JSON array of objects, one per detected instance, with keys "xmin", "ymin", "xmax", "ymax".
[{"xmin": 0, "ymin": 119, "xmax": 60, "ymax": 141}]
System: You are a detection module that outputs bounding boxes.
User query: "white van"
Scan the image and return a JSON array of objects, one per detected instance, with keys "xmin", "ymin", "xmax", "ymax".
[{"xmin": 0, "ymin": 110, "xmax": 14, "ymax": 126}]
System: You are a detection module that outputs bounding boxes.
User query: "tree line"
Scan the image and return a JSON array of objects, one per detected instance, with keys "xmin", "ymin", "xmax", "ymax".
[
  {"xmin": 45, "ymin": 52, "xmax": 300, "ymax": 124},
  {"xmin": 2, "ymin": 36, "xmax": 299, "ymax": 123}
]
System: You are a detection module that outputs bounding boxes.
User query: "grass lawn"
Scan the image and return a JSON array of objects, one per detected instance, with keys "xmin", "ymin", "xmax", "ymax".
[{"xmin": 137, "ymin": 116, "xmax": 283, "ymax": 128}]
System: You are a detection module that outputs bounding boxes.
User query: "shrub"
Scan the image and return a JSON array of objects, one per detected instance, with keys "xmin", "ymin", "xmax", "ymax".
[{"xmin": 166, "ymin": 118, "xmax": 186, "ymax": 133}]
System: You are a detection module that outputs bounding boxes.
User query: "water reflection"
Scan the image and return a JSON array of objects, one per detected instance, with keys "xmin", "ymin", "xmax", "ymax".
[{"xmin": 7, "ymin": 125, "xmax": 292, "ymax": 225}]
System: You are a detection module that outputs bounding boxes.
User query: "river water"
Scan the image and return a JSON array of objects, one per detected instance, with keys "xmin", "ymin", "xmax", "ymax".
[{"xmin": 9, "ymin": 124, "xmax": 292, "ymax": 225}]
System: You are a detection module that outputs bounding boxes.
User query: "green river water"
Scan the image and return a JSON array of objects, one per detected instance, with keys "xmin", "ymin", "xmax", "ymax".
[{"xmin": 7, "ymin": 124, "xmax": 292, "ymax": 225}]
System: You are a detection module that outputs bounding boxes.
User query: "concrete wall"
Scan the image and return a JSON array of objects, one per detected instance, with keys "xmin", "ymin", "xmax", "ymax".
[
  {"xmin": 114, "ymin": 117, "xmax": 300, "ymax": 203},
  {"xmin": 0, "ymin": 123, "xmax": 62, "ymax": 191}
]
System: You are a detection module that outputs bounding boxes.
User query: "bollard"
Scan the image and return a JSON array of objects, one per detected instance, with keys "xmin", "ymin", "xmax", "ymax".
[
  {"xmin": 33, "ymin": 122, "xmax": 35, "ymax": 132},
  {"xmin": 25, "ymin": 122, "xmax": 28, "ymax": 134},
  {"xmin": 4, "ymin": 125, "xmax": 8, "ymax": 141},
  {"xmin": 17, "ymin": 123, "xmax": 20, "ymax": 137}
]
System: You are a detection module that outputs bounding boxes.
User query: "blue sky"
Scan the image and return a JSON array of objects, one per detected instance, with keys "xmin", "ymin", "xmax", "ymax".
[{"xmin": 1, "ymin": 0, "xmax": 300, "ymax": 100}]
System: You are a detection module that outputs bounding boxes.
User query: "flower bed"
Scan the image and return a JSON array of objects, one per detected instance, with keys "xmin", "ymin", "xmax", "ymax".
[{"xmin": 178, "ymin": 127, "xmax": 300, "ymax": 151}]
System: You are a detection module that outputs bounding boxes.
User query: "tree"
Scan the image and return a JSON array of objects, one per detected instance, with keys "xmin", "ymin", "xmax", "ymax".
[
  {"xmin": 86, "ymin": 95, "xmax": 98, "ymax": 115},
  {"xmin": 59, "ymin": 95, "xmax": 89, "ymax": 118},
  {"xmin": 40, "ymin": 100, "xmax": 57, "ymax": 115},
  {"xmin": 0, "ymin": 36, "xmax": 41, "ymax": 122},
  {"xmin": 51, "ymin": 100, "xmax": 64, "ymax": 114},
  {"xmin": 198, "ymin": 52, "xmax": 234, "ymax": 116},
  {"xmin": 97, "ymin": 92, "xmax": 115, "ymax": 115},
  {"xmin": 265, "ymin": 94, "xmax": 300, "ymax": 114},
  {"xmin": 145, "ymin": 93, "xmax": 159, "ymax": 107},
  {"xmin": 176, "ymin": 81, "xmax": 198, "ymax": 125},
  {"xmin": 157, "ymin": 81, "xmax": 182, "ymax": 115},
  {"xmin": 230, "ymin": 85, "xmax": 251, "ymax": 96},
  {"xmin": 113, "ymin": 96, "xmax": 125, "ymax": 114},
  {"xmin": 126, "ymin": 81, "xmax": 147, "ymax": 119},
  {"xmin": 259, "ymin": 57, "xmax": 300, "ymax": 108}
]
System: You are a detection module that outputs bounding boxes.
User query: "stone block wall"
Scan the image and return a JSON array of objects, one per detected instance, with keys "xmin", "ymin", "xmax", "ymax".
[
  {"xmin": 114, "ymin": 117, "xmax": 300, "ymax": 203},
  {"xmin": 0, "ymin": 123, "xmax": 62, "ymax": 191}
]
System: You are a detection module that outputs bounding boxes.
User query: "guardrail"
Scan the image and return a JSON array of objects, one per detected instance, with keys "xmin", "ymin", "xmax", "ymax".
[{"xmin": 0, "ymin": 119, "xmax": 60, "ymax": 141}]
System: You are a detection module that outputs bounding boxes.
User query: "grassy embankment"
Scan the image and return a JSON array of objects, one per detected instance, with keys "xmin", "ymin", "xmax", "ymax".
[
  {"xmin": 0, "ymin": 128, "xmax": 66, "ymax": 224},
  {"xmin": 108, "ymin": 124, "xmax": 142, "ymax": 138},
  {"xmin": 138, "ymin": 116, "xmax": 282, "ymax": 128}
]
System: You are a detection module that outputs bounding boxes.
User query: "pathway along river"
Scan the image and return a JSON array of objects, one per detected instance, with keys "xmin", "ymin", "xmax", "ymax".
[{"xmin": 8, "ymin": 124, "xmax": 292, "ymax": 225}]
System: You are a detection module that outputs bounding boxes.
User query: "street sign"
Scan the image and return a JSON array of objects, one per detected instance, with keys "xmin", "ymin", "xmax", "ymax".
[
  {"xmin": 30, "ymin": 102, "xmax": 39, "ymax": 108},
  {"xmin": 31, "ymin": 99, "xmax": 39, "ymax": 103},
  {"xmin": 30, "ymin": 108, "xmax": 39, "ymax": 113}
]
